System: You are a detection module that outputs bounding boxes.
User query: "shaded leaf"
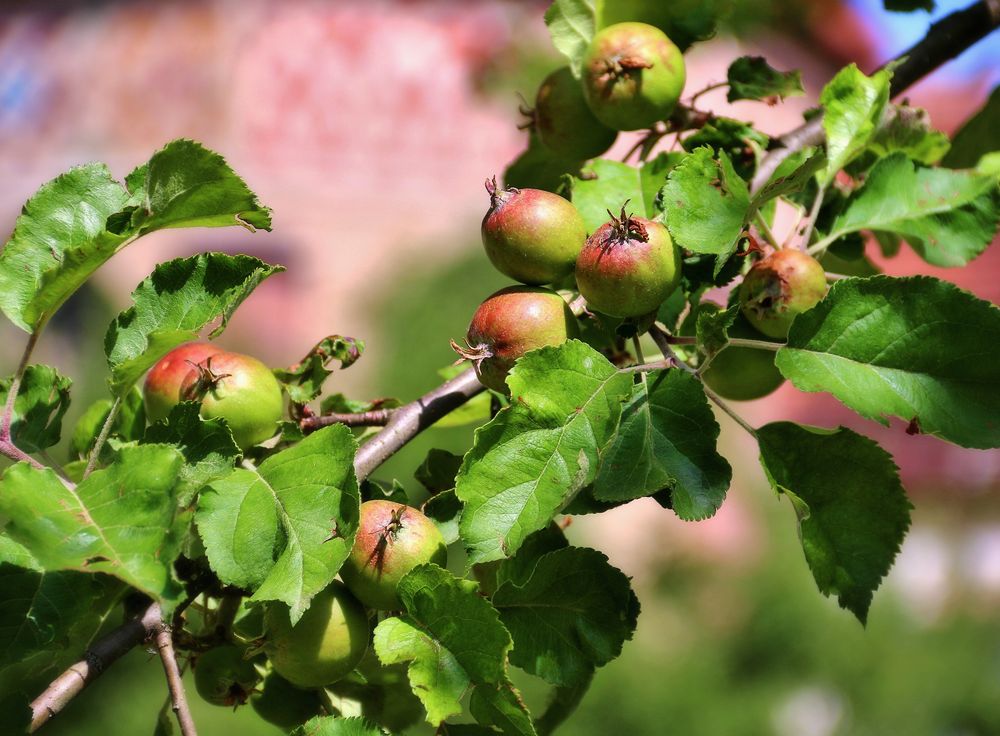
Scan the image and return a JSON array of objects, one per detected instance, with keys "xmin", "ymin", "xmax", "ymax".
[
  {"xmin": 571, "ymin": 154, "xmax": 683, "ymax": 232},
  {"xmin": 943, "ymin": 86, "xmax": 1000, "ymax": 169},
  {"xmin": 0, "ymin": 365, "xmax": 71, "ymax": 453},
  {"xmin": 275, "ymin": 336, "xmax": 365, "ymax": 405},
  {"xmin": 757, "ymin": 422, "xmax": 912, "ymax": 622},
  {"xmin": 144, "ymin": 401, "xmax": 241, "ymax": 505},
  {"xmin": 726, "ymin": 56, "xmax": 804, "ymax": 103},
  {"xmin": 545, "ymin": 0, "xmax": 597, "ymax": 76},
  {"xmin": 492, "ymin": 546, "xmax": 638, "ymax": 686},
  {"xmin": 870, "ymin": 104, "xmax": 950, "ymax": 165},
  {"xmin": 593, "ymin": 370, "xmax": 730, "ymax": 519}
]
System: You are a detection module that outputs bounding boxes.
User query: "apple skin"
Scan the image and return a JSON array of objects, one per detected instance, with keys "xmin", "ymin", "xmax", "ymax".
[
  {"xmin": 143, "ymin": 342, "xmax": 223, "ymax": 424},
  {"xmin": 701, "ymin": 313, "xmax": 785, "ymax": 401},
  {"xmin": 264, "ymin": 582, "xmax": 370, "ymax": 688},
  {"xmin": 481, "ymin": 181, "xmax": 587, "ymax": 286},
  {"xmin": 575, "ymin": 213, "xmax": 680, "ymax": 318},
  {"xmin": 193, "ymin": 645, "xmax": 261, "ymax": 707},
  {"xmin": 535, "ymin": 66, "xmax": 617, "ymax": 160},
  {"xmin": 178, "ymin": 350, "xmax": 284, "ymax": 450},
  {"xmin": 251, "ymin": 672, "xmax": 323, "ymax": 729},
  {"xmin": 339, "ymin": 500, "xmax": 447, "ymax": 611},
  {"xmin": 581, "ymin": 22, "xmax": 686, "ymax": 131},
  {"xmin": 462, "ymin": 286, "xmax": 580, "ymax": 393},
  {"xmin": 739, "ymin": 250, "xmax": 827, "ymax": 338}
]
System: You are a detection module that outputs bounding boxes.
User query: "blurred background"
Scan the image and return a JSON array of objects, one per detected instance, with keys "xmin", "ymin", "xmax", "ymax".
[{"xmin": 0, "ymin": 0, "xmax": 998, "ymax": 734}]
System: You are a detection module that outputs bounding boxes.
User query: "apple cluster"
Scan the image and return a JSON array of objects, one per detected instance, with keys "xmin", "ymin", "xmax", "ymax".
[
  {"xmin": 143, "ymin": 346, "xmax": 449, "ymax": 726},
  {"xmin": 460, "ymin": 21, "xmax": 829, "ymax": 401}
]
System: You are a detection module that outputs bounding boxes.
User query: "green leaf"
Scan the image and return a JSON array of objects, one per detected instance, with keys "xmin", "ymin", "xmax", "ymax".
[
  {"xmin": 776, "ymin": 276, "xmax": 1000, "ymax": 449},
  {"xmin": 751, "ymin": 147, "xmax": 826, "ymax": 208},
  {"xmin": 469, "ymin": 679, "xmax": 537, "ymax": 736},
  {"xmin": 661, "ymin": 146, "xmax": 751, "ymax": 255},
  {"xmin": 534, "ymin": 674, "xmax": 593, "ymax": 736},
  {"xmin": 423, "ymin": 492, "xmax": 463, "ymax": 547},
  {"xmin": 0, "ymin": 164, "xmax": 132, "ymax": 332},
  {"xmin": 681, "ymin": 118, "xmax": 769, "ymax": 181},
  {"xmin": 456, "ymin": 341, "xmax": 632, "ymax": 564},
  {"xmin": 943, "ymin": 86, "xmax": 1000, "ymax": 170},
  {"xmin": 144, "ymin": 402, "xmax": 241, "ymax": 505},
  {"xmin": 757, "ymin": 422, "xmax": 912, "ymax": 622},
  {"xmin": 0, "ymin": 444, "xmax": 186, "ymax": 601},
  {"xmin": 0, "ymin": 554, "xmax": 123, "ymax": 708},
  {"xmin": 544, "ymin": 0, "xmax": 597, "ymax": 77},
  {"xmin": 105, "ymin": 253, "xmax": 283, "ymax": 394},
  {"xmin": 592, "ymin": 370, "xmax": 731, "ymax": 519},
  {"xmin": 820, "ymin": 64, "xmax": 891, "ymax": 184},
  {"xmin": 695, "ymin": 304, "xmax": 738, "ymax": 359},
  {"xmin": 0, "ymin": 365, "xmax": 71, "ymax": 453},
  {"xmin": 726, "ymin": 56, "xmax": 804, "ymax": 103},
  {"xmin": 869, "ymin": 104, "xmax": 950, "ymax": 165},
  {"xmin": 819, "ymin": 154, "xmax": 999, "ymax": 267},
  {"xmin": 274, "ymin": 336, "xmax": 364, "ymax": 405},
  {"xmin": 129, "ymin": 139, "xmax": 272, "ymax": 233},
  {"xmin": 570, "ymin": 153, "xmax": 683, "ymax": 232},
  {"xmin": 492, "ymin": 545, "xmax": 638, "ymax": 686},
  {"xmin": 597, "ymin": 0, "xmax": 720, "ymax": 51},
  {"xmin": 70, "ymin": 387, "xmax": 146, "ymax": 461},
  {"xmin": 196, "ymin": 424, "xmax": 360, "ymax": 623},
  {"xmin": 373, "ymin": 564, "xmax": 513, "ymax": 726},
  {"xmin": 415, "ymin": 448, "xmax": 464, "ymax": 493},
  {"xmin": 290, "ymin": 716, "xmax": 386, "ymax": 736}
]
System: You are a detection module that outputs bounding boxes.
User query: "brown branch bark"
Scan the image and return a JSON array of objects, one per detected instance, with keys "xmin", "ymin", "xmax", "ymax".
[
  {"xmin": 154, "ymin": 625, "xmax": 198, "ymax": 736},
  {"xmin": 353, "ymin": 368, "xmax": 485, "ymax": 481},
  {"xmin": 751, "ymin": 0, "xmax": 1000, "ymax": 194},
  {"xmin": 30, "ymin": 603, "xmax": 164, "ymax": 731},
  {"xmin": 301, "ymin": 408, "xmax": 395, "ymax": 432}
]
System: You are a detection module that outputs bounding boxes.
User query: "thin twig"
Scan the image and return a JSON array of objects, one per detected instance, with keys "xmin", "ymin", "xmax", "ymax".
[
  {"xmin": 799, "ymin": 182, "xmax": 827, "ymax": 252},
  {"xmin": 0, "ymin": 332, "xmax": 46, "ymax": 469},
  {"xmin": 83, "ymin": 395, "xmax": 121, "ymax": 479},
  {"xmin": 620, "ymin": 359, "xmax": 673, "ymax": 374},
  {"xmin": 750, "ymin": 0, "xmax": 1000, "ymax": 194},
  {"xmin": 687, "ymin": 80, "xmax": 728, "ymax": 105},
  {"xmin": 154, "ymin": 624, "xmax": 198, "ymax": 736},
  {"xmin": 301, "ymin": 408, "xmax": 395, "ymax": 432},
  {"xmin": 647, "ymin": 325, "xmax": 697, "ymax": 375},
  {"xmin": 30, "ymin": 603, "xmax": 164, "ymax": 732},
  {"xmin": 702, "ymin": 384, "xmax": 759, "ymax": 437},
  {"xmin": 754, "ymin": 211, "xmax": 780, "ymax": 250},
  {"xmin": 725, "ymin": 337, "xmax": 784, "ymax": 352}
]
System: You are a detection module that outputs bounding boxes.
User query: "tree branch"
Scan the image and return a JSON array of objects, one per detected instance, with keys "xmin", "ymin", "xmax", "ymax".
[
  {"xmin": 353, "ymin": 368, "xmax": 485, "ymax": 481},
  {"xmin": 751, "ymin": 0, "xmax": 1000, "ymax": 193},
  {"xmin": 30, "ymin": 603, "xmax": 164, "ymax": 732},
  {"xmin": 301, "ymin": 408, "xmax": 395, "ymax": 432},
  {"xmin": 154, "ymin": 625, "xmax": 198, "ymax": 736}
]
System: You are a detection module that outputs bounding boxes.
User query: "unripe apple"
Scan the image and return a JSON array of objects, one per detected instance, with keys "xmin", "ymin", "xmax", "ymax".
[
  {"xmin": 575, "ymin": 208, "xmax": 680, "ymax": 318},
  {"xmin": 264, "ymin": 582, "xmax": 370, "ymax": 688},
  {"xmin": 178, "ymin": 350, "xmax": 284, "ymax": 450},
  {"xmin": 193, "ymin": 645, "xmax": 260, "ymax": 707},
  {"xmin": 534, "ymin": 66, "xmax": 617, "ymax": 160},
  {"xmin": 738, "ymin": 250, "xmax": 827, "ymax": 338},
  {"xmin": 581, "ymin": 22, "xmax": 685, "ymax": 131},
  {"xmin": 339, "ymin": 500, "xmax": 447, "ymax": 611},
  {"xmin": 251, "ymin": 672, "xmax": 323, "ymax": 729},
  {"xmin": 456, "ymin": 286, "xmax": 580, "ymax": 393},
  {"xmin": 143, "ymin": 342, "xmax": 223, "ymax": 424},
  {"xmin": 693, "ymin": 305, "xmax": 785, "ymax": 401},
  {"xmin": 481, "ymin": 178, "xmax": 587, "ymax": 285}
]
